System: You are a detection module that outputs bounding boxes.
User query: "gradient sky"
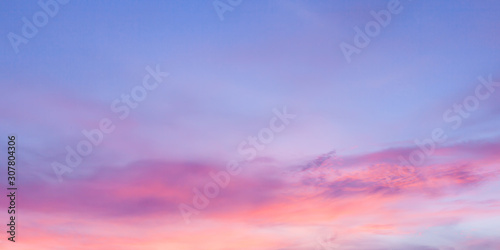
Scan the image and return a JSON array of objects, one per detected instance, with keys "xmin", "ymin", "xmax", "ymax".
[{"xmin": 1, "ymin": 0, "xmax": 500, "ymax": 249}]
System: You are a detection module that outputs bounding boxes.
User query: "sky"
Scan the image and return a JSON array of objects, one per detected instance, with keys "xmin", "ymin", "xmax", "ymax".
[{"xmin": 1, "ymin": 0, "xmax": 500, "ymax": 249}]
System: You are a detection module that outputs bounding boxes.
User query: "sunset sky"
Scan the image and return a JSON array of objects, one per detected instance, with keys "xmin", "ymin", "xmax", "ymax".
[{"xmin": 1, "ymin": 0, "xmax": 500, "ymax": 249}]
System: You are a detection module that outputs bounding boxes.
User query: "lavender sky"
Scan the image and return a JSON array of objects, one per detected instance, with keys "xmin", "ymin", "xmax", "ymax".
[{"xmin": 1, "ymin": 0, "xmax": 500, "ymax": 249}]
